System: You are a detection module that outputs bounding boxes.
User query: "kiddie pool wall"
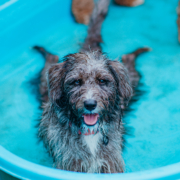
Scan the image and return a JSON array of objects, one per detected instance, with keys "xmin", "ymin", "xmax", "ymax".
[
  {"xmin": 1, "ymin": 146, "xmax": 180, "ymax": 180},
  {"xmin": 1, "ymin": 0, "xmax": 180, "ymax": 179}
]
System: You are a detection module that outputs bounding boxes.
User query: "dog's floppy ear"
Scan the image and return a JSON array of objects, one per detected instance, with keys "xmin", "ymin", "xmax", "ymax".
[
  {"xmin": 47, "ymin": 62, "xmax": 65, "ymax": 104},
  {"xmin": 108, "ymin": 60, "xmax": 132, "ymax": 104}
]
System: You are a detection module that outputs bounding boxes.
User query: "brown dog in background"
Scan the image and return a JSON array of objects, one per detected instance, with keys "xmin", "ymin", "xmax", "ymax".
[{"xmin": 72, "ymin": 0, "xmax": 144, "ymax": 25}]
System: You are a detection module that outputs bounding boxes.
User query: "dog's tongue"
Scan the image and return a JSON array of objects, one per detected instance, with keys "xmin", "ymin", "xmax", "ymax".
[{"xmin": 83, "ymin": 114, "xmax": 99, "ymax": 125}]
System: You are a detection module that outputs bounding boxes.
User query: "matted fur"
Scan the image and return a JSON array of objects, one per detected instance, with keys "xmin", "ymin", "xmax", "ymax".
[{"xmin": 38, "ymin": 51, "xmax": 132, "ymax": 173}]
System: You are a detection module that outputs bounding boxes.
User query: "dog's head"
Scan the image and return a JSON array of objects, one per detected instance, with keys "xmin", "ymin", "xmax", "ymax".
[{"xmin": 47, "ymin": 52, "xmax": 132, "ymax": 133}]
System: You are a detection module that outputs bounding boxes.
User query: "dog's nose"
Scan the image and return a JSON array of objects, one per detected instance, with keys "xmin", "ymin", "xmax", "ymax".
[{"xmin": 84, "ymin": 99, "xmax": 97, "ymax": 111}]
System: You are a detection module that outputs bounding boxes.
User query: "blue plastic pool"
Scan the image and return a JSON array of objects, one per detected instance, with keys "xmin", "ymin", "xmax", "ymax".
[{"xmin": 0, "ymin": 0, "xmax": 180, "ymax": 179}]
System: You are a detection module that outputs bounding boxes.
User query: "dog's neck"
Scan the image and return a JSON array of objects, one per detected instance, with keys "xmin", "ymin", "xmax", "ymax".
[{"xmin": 83, "ymin": 133, "xmax": 102, "ymax": 156}]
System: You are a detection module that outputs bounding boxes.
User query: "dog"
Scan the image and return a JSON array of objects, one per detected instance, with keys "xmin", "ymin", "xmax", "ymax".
[
  {"xmin": 71, "ymin": 0, "xmax": 144, "ymax": 25},
  {"xmin": 72, "ymin": 0, "xmax": 94, "ymax": 24},
  {"xmin": 33, "ymin": 0, "xmax": 150, "ymax": 173},
  {"xmin": 71, "ymin": 0, "xmax": 144, "ymax": 26},
  {"xmin": 114, "ymin": 0, "xmax": 144, "ymax": 7}
]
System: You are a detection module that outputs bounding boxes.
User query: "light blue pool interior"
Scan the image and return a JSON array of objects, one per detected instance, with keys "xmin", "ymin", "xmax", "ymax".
[{"xmin": 0, "ymin": 0, "xmax": 180, "ymax": 177}]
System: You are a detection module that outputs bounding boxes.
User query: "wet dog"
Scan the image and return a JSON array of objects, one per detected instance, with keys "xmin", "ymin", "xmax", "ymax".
[{"xmin": 33, "ymin": 0, "xmax": 150, "ymax": 173}]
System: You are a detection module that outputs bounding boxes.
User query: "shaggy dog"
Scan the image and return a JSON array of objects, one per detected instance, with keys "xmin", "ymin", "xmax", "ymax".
[{"xmin": 33, "ymin": 0, "xmax": 149, "ymax": 173}]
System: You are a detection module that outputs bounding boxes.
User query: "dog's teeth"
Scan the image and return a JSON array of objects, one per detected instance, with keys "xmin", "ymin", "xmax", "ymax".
[{"xmin": 88, "ymin": 128, "xmax": 91, "ymax": 135}]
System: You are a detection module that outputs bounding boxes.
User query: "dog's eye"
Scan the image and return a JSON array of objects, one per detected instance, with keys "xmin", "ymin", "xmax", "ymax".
[
  {"xmin": 74, "ymin": 79, "xmax": 81, "ymax": 85},
  {"xmin": 98, "ymin": 79, "xmax": 106, "ymax": 85}
]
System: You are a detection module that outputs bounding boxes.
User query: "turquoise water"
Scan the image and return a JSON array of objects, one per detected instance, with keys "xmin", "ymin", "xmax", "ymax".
[{"xmin": 0, "ymin": 0, "xmax": 180, "ymax": 173}]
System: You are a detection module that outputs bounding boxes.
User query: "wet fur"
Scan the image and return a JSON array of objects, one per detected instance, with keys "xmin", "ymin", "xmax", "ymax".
[
  {"xmin": 37, "ymin": 51, "xmax": 131, "ymax": 173},
  {"xmin": 33, "ymin": 0, "xmax": 150, "ymax": 173}
]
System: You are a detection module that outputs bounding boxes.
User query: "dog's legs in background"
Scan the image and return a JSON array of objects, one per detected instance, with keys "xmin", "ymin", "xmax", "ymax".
[
  {"xmin": 122, "ymin": 47, "xmax": 150, "ymax": 89},
  {"xmin": 33, "ymin": 46, "xmax": 59, "ymax": 103},
  {"xmin": 81, "ymin": 0, "xmax": 110, "ymax": 52},
  {"xmin": 119, "ymin": 47, "xmax": 150, "ymax": 110}
]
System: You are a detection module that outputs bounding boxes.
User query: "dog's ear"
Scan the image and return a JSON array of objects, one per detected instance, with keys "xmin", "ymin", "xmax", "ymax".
[
  {"xmin": 107, "ymin": 60, "xmax": 132, "ymax": 104},
  {"xmin": 47, "ymin": 62, "xmax": 65, "ymax": 105}
]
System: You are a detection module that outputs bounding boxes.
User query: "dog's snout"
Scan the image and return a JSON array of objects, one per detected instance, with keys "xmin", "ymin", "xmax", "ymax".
[{"xmin": 84, "ymin": 99, "xmax": 97, "ymax": 111}]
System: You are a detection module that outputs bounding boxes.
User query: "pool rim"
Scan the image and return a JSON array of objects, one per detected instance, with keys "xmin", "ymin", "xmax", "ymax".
[{"xmin": 0, "ymin": 146, "xmax": 180, "ymax": 180}]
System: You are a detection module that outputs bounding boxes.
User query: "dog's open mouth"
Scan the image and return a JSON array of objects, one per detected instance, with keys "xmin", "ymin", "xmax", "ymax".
[
  {"xmin": 79, "ymin": 113, "xmax": 100, "ymax": 135},
  {"xmin": 82, "ymin": 113, "xmax": 99, "ymax": 125}
]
